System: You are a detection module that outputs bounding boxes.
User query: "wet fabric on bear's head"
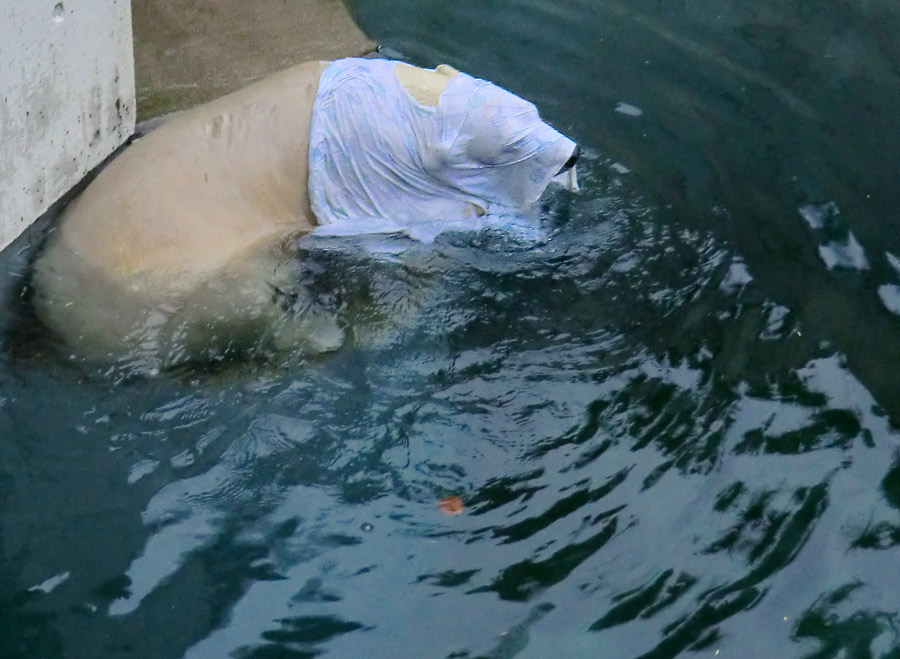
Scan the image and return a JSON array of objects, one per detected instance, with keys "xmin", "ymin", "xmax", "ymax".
[{"xmin": 307, "ymin": 58, "xmax": 576, "ymax": 230}]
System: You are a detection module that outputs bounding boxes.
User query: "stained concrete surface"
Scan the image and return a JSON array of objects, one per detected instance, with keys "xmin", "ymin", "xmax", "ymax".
[
  {"xmin": 132, "ymin": 0, "xmax": 375, "ymax": 120},
  {"xmin": 0, "ymin": 0, "xmax": 134, "ymax": 251}
]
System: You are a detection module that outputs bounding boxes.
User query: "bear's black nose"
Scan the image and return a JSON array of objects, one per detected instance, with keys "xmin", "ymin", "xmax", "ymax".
[{"xmin": 556, "ymin": 145, "xmax": 581, "ymax": 175}]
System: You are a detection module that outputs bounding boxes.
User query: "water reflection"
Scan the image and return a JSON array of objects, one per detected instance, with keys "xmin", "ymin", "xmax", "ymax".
[
  {"xmin": 1, "ymin": 151, "xmax": 897, "ymax": 658},
  {"xmin": 353, "ymin": 0, "xmax": 900, "ymax": 423}
]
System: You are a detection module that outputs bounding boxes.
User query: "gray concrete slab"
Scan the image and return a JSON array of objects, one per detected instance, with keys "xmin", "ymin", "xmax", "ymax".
[{"xmin": 132, "ymin": 0, "xmax": 375, "ymax": 120}]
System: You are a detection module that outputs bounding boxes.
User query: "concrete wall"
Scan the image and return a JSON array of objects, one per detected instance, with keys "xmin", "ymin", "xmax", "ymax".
[{"xmin": 0, "ymin": 0, "xmax": 135, "ymax": 253}]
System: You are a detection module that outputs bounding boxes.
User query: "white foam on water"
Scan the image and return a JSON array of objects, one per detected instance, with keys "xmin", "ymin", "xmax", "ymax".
[
  {"xmin": 719, "ymin": 260, "xmax": 754, "ymax": 294},
  {"xmin": 878, "ymin": 284, "xmax": 900, "ymax": 316},
  {"xmin": 550, "ymin": 166, "xmax": 580, "ymax": 192},
  {"xmin": 28, "ymin": 571, "xmax": 70, "ymax": 594},
  {"xmin": 307, "ymin": 210, "xmax": 545, "ymax": 248},
  {"xmin": 798, "ymin": 201, "xmax": 840, "ymax": 229},
  {"xmin": 127, "ymin": 459, "xmax": 160, "ymax": 484},
  {"xmin": 567, "ymin": 166, "xmax": 579, "ymax": 191},
  {"xmin": 759, "ymin": 303, "xmax": 791, "ymax": 340},
  {"xmin": 817, "ymin": 231, "xmax": 869, "ymax": 271},
  {"xmin": 885, "ymin": 251, "xmax": 900, "ymax": 278}
]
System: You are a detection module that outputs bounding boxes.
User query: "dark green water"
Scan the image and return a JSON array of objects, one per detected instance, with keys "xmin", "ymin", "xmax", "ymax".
[{"xmin": 3, "ymin": 1, "xmax": 900, "ymax": 657}]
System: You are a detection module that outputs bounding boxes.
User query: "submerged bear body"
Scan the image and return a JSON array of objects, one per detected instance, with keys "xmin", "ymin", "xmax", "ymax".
[{"xmin": 31, "ymin": 59, "xmax": 577, "ymax": 370}]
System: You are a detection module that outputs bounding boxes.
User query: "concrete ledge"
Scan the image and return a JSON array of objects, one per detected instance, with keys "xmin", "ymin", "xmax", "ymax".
[
  {"xmin": 0, "ymin": 0, "xmax": 135, "ymax": 253},
  {"xmin": 133, "ymin": 0, "xmax": 375, "ymax": 119}
]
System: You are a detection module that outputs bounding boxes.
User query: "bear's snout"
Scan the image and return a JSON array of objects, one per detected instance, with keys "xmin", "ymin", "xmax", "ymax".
[{"xmin": 557, "ymin": 145, "xmax": 581, "ymax": 176}]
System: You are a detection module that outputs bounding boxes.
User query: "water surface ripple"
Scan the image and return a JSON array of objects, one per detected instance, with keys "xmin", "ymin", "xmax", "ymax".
[{"xmin": 3, "ymin": 0, "xmax": 900, "ymax": 657}]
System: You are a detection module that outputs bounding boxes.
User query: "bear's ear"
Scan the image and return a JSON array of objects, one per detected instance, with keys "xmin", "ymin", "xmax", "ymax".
[{"xmin": 435, "ymin": 64, "xmax": 459, "ymax": 77}]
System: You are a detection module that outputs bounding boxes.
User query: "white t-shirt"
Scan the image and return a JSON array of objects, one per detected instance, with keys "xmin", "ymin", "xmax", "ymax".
[{"xmin": 307, "ymin": 58, "xmax": 576, "ymax": 233}]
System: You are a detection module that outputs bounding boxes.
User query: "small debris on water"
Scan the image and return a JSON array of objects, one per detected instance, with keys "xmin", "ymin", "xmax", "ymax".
[{"xmin": 439, "ymin": 495, "xmax": 464, "ymax": 515}]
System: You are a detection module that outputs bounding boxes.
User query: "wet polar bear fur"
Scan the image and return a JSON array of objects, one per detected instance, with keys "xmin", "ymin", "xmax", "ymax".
[
  {"xmin": 31, "ymin": 59, "xmax": 576, "ymax": 371},
  {"xmin": 32, "ymin": 62, "xmax": 332, "ymax": 370}
]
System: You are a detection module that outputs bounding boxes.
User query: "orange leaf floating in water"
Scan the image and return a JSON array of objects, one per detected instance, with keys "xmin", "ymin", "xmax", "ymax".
[{"xmin": 438, "ymin": 495, "xmax": 464, "ymax": 516}]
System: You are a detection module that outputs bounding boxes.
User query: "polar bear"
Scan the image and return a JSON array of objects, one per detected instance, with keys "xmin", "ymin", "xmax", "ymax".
[{"xmin": 31, "ymin": 58, "xmax": 579, "ymax": 370}]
